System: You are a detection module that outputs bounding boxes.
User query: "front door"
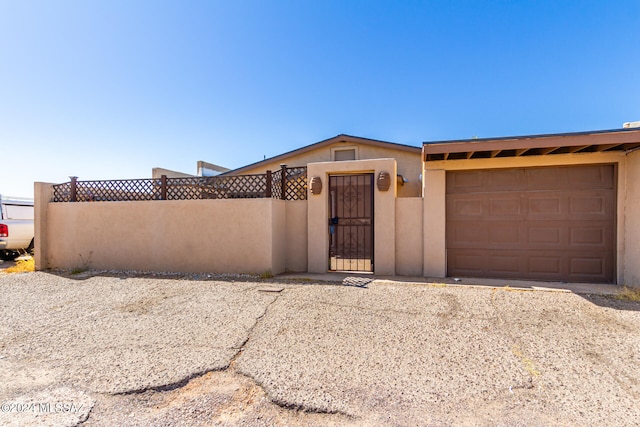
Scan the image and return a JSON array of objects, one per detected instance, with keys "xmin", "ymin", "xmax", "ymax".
[{"xmin": 328, "ymin": 174, "xmax": 374, "ymax": 272}]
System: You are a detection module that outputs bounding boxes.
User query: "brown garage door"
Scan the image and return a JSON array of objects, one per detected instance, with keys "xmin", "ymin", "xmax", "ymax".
[{"xmin": 446, "ymin": 164, "xmax": 616, "ymax": 283}]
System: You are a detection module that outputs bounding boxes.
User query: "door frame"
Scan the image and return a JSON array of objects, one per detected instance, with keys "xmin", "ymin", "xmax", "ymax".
[
  {"xmin": 306, "ymin": 158, "xmax": 397, "ymax": 275},
  {"xmin": 328, "ymin": 173, "xmax": 375, "ymax": 272}
]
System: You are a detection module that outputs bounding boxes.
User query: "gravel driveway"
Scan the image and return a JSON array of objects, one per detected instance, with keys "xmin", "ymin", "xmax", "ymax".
[{"xmin": 0, "ymin": 272, "xmax": 639, "ymax": 426}]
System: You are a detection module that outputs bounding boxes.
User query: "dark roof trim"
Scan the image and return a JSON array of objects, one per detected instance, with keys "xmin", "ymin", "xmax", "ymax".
[
  {"xmin": 223, "ymin": 134, "xmax": 421, "ymax": 175},
  {"xmin": 423, "ymin": 128, "xmax": 640, "ymax": 162}
]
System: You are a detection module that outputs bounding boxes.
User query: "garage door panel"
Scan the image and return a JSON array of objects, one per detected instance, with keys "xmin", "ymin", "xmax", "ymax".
[
  {"xmin": 447, "ymin": 170, "xmax": 527, "ymax": 193},
  {"xmin": 449, "ymin": 198, "xmax": 484, "ymax": 217},
  {"xmin": 450, "ymin": 191, "xmax": 613, "ymax": 221},
  {"xmin": 527, "ymin": 167, "xmax": 563, "ymax": 187},
  {"xmin": 570, "ymin": 227, "xmax": 606, "ymax": 245},
  {"xmin": 450, "ymin": 253, "xmax": 486, "ymax": 274},
  {"xmin": 485, "ymin": 169, "xmax": 525, "ymax": 189},
  {"xmin": 448, "ymin": 223, "xmax": 487, "ymax": 244},
  {"xmin": 489, "ymin": 198, "xmax": 522, "ymax": 216},
  {"xmin": 489, "ymin": 254, "xmax": 521, "ymax": 273},
  {"xmin": 447, "ymin": 165, "xmax": 614, "ymax": 193},
  {"xmin": 449, "ymin": 222, "xmax": 612, "ymax": 251},
  {"xmin": 528, "ymin": 226, "xmax": 562, "ymax": 245},
  {"xmin": 448, "ymin": 171, "xmax": 483, "ymax": 191},
  {"xmin": 528, "ymin": 256, "xmax": 562, "ymax": 274},
  {"xmin": 489, "ymin": 225, "xmax": 519, "ymax": 244},
  {"xmin": 449, "ymin": 249, "xmax": 614, "ymax": 282},
  {"xmin": 448, "ymin": 193, "xmax": 525, "ymax": 220},
  {"xmin": 528, "ymin": 195, "xmax": 563, "ymax": 216},
  {"xmin": 570, "ymin": 257, "xmax": 605, "ymax": 276},
  {"xmin": 446, "ymin": 165, "xmax": 615, "ymax": 283},
  {"xmin": 527, "ymin": 222, "xmax": 612, "ymax": 249},
  {"xmin": 567, "ymin": 165, "xmax": 615, "ymax": 189},
  {"xmin": 569, "ymin": 193, "xmax": 614, "ymax": 217}
]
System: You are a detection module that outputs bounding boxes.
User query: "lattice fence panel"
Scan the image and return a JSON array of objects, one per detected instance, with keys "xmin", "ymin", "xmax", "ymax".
[
  {"xmin": 78, "ymin": 179, "xmax": 161, "ymax": 202},
  {"xmin": 167, "ymin": 175, "xmax": 269, "ymax": 199},
  {"xmin": 166, "ymin": 177, "xmax": 209, "ymax": 200},
  {"xmin": 285, "ymin": 167, "xmax": 307, "ymax": 200},
  {"xmin": 51, "ymin": 167, "xmax": 306, "ymax": 202},
  {"xmin": 52, "ymin": 182, "xmax": 72, "ymax": 202},
  {"xmin": 271, "ymin": 169, "xmax": 284, "ymax": 200}
]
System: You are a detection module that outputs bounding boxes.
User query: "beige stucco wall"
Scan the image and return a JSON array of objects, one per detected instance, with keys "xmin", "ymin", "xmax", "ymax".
[
  {"xmin": 238, "ymin": 143, "xmax": 421, "ymax": 197},
  {"xmin": 423, "ymin": 152, "xmax": 629, "ymax": 283},
  {"xmin": 395, "ymin": 197, "xmax": 423, "ymax": 276},
  {"xmin": 423, "ymin": 169, "xmax": 447, "ymax": 278},
  {"xmin": 34, "ymin": 182, "xmax": 54, "ymax": 271},
  {"xmin": 34, "ymin": 146, "xmax": 640, "ymax": 283},
  {"xmin": 35, "ymin": 193, "xmax": 302, "ymax": 275},
  {"xmin": 307, "ymin": 158, "xmax": 397, "ymax": 275},
  {"xmin": 624, "ymin": 149, "xmax": 640, "ymax": 286},
  {"xmin": 285, "ymin": 201, "xmax": 308, "ymax": 272},
  {"xmin": 271, "ymin": 200, "xmax": 287, "ymax": 274}
]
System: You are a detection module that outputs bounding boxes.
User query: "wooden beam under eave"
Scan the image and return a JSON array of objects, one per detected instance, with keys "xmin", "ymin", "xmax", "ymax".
[
  {"xmin": 466, "ymin": 151, "xmax": 474, "ymax": 159},
  {"xmin": 593, "ymin": 143, "xmax": 622, "ymax": 152},
  {"xmin": 538, "ymin": 146, "xmax": 559, "ymax": 155},
  {"xmin": 490, "ymin": 150, "xmax": 501, "ymax": 158},
  {"xmin": 567, "ymin": 145, "xmax": 590, "ymax": 153},
  {"xmin": 444, "ymin": 152, "xmax": 449, "ymax": 160},
  {"xmin": 515, "ymin": 148, "xmax": 529, "ymax": 156},
  {"xmin": 422, "ymin": 128, "xmax": 640, "ymax": 157}
]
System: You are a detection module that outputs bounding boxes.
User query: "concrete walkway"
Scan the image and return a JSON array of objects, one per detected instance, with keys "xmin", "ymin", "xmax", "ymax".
[{"xmin": 278, "ymin": 272, "xmax": 625, "ymax": 295}]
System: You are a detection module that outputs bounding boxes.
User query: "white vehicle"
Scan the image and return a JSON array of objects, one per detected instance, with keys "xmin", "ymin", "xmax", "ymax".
[{"xmin": 0, "ymin": 195, "xmax": 34, "ymax": 260}]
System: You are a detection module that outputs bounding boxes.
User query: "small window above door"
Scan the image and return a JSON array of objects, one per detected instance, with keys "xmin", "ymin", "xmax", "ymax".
[{"xmin": 332, "ymin": 146, "xmax": 358, "ymax": 161}]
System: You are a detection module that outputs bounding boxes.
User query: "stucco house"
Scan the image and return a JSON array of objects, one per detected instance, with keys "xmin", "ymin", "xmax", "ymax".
[
  {"xmin": 36, "ymin": 126, "xmax": 640, "ymax": 286},
  {"xmin": 214, "ymin": 128, "xmax": 640, "ymax": 284},
  {"xmin": 422, "ymin": 128, "xmax": 640, "ymax": 285},
  {"xmin": 222, "ymin": 134, "xmax": 423, "ymax": 198}
]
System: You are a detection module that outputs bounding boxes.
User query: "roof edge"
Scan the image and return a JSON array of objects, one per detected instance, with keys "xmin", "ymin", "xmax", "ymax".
[
  {"xmin": 223, "ymin": 134, "xmax": 421, "ymax": 175},
  {"xmin": 423, "ymin": 128, "xmax": 640, "ymax": 146},
  {"xmin": 422, "ymin": 127, "xmax": 640, "ymax": 161}
]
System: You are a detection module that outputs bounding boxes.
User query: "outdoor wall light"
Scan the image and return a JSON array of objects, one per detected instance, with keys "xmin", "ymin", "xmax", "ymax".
[
  {"xmin": 309, "ymin": 176, "xmax": 322, "ymax": 195},
  {"xmin": 377, "ymin": 171, "xmax": 391, "ymax": 191}
]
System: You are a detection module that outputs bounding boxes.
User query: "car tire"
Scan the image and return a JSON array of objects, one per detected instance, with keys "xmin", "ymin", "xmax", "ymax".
[{"xmin": 0, "ymin": 250, "xmax": 20, "ymax": 261}]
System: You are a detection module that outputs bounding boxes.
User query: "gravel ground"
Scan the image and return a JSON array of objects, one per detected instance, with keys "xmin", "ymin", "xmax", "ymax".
[
  {"xmin": 0, "ymin": 271, "xmax": 639, "ymax": 426},
  {"xmin": 237, "ymin": 282, "xmax": 640, "ymax": 426}
]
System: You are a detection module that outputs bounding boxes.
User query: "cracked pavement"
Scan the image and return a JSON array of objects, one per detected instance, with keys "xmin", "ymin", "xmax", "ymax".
[
  {"xmin": 0, "ymin": 273, "xmax": 280, "ymax": 426},
  {"xmin": 1, "ymin": 272, "xmax": 640, "ymax": 426}
]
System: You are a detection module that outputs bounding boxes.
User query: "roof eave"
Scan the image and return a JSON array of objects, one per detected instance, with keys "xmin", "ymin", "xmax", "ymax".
[
  {"xmin": 423, "ymin": 128, "xmax": 640, "ymax": 161},
  {"xmin": 224, "ymin": 134, "xmax": 421, "ymax": 175}
]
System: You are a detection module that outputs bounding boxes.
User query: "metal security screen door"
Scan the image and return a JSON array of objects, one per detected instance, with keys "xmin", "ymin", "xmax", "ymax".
[{"xmin": 329, "ymin": 174, "xmax": 374, "ymax": 272}]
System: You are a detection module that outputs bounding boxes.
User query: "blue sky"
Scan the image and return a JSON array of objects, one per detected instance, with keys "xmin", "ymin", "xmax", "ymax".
[{"xmin": 1, "ymin": 0, "xmax": 639, "ymax": 197}]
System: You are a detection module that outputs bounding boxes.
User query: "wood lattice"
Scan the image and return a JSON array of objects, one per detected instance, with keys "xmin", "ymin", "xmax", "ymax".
[
  {"xmin": 51, "ymin": 167, "xmax": 307, "ymax": 202},
  {"xmin": 52, "ymin": 182, "xmax": 72, "ymax": 202},
  {"xmin": 284, "ymin": 167, "xmax": 307, "ymax": 201},
  {"xmin": 83, "ymin": 179, "xmax": 160, "ymax": 202},
  {"xmin": 167, "ymin": 175, "xmax": 268, "ymax": 200}
]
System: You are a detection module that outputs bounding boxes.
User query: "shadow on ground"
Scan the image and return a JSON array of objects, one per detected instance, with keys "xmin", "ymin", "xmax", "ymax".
[{"xmin": 579, "ymin": 293, "xmax": 640, "ymax": 312}]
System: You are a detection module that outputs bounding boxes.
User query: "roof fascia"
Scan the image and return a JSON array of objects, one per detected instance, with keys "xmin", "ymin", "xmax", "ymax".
[
  {"xmin": 224, "ymin": 134, "xmax": 420, "ymax": 175},
  {"xmin": 422, "ymin": 129, "xmax": 640, "ymax": 159}
]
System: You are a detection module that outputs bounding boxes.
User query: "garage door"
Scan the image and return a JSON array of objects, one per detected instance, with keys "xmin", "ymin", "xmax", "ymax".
[{"xmin": 446, "ymin": 164, "xmax": 616, "ymax": 283}]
